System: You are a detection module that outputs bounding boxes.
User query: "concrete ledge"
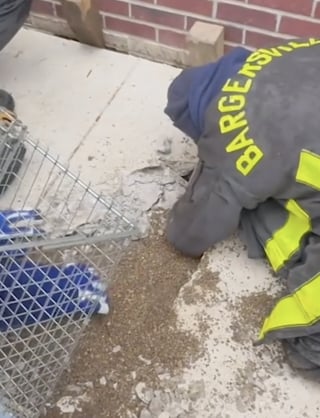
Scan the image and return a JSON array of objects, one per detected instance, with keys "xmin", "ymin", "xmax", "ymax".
[
  {"xmin": 28, "ymin": 13, "xmax": 188, "ymax": 67},
  {"xmin": 105, "ymin": 32, "xmax": 188, "ymax": 67},
  {"xmin": 28, "ymin": 16, "xmax": 224, "ymax": 68},
  {"xmin": 26, "ymin": 14, "xmax": 74, "ymax": 39}
]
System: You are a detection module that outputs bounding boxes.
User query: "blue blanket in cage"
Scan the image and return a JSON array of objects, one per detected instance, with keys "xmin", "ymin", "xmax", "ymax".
[{"xmin": 0, "ymin": 209, "xmax": 109, "ymax": 331}]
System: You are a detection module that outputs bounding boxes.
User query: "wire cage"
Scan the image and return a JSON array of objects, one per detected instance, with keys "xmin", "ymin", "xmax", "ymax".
[{"xmin": 0, "ymin": 108, "xmax": 137, "ymax": 417}]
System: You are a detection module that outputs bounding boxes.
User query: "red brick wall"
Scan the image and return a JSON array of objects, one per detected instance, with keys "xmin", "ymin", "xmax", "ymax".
[{"xmin": 30, "ymin": 0, "xmax": 320, "ymax": 52}]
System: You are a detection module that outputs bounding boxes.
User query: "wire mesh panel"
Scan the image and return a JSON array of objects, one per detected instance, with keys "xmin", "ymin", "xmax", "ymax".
[{"xmin": 0, "ymin": 108, "xmax": 137, "ymax": 417}]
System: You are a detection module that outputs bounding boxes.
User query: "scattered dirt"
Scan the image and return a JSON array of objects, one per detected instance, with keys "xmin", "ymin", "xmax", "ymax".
[
  {"xmin": 181, "ymin": 267, "xmax": 221, "ymax": 307},
  {"xmin": 44, "ymin": 213, "xmax": 201, "ymax": 418},
  {"xmin": 230, "ymin": 292, "xmax": 276, "ymax": 343}
]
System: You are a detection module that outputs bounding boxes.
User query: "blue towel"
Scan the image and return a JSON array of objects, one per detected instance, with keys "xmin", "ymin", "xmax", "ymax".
[{"xmin": 0, "ymin": 259, "xmax": 109, "ymax": 331}]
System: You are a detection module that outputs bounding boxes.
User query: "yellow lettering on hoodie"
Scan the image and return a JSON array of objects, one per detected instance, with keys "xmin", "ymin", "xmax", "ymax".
[
  {"xmin": 236, "ymin": 145, "xmax": 264, "ymax": 176},
  {"xmin": 226, "ymin": 126, "xmax": 254, "ymax": 153},
  {"xmin": 309, "ymin": 38, "xmax": 320, "ymax": 46},
  {"xmin": 218, "ymin": 95, "xmax": 246, "ymax": 113},
  {"xmin": 219, "ymin": 111, "xmax": 247, "ymax": 134},
  {"xmin": 259, "ymin": 47, "xmax": 283, "ymax": 57},
  {"xmin": 222, "ymin": 78, "xmax": 253, "ymax": 94},
  {"xmin": 247, "ymin": 51, "xmax": 274, "ymax": 66},
  {"xmin": 289, "ymin": 40, "xmax": 313, "ymax": 49},
  {"xmin": 238, "ymin": 62, "xmax": 262, "ymax": 78}
]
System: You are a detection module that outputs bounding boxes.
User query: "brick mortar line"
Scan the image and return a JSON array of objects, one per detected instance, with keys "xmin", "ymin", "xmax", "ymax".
[
  {"xmin": 43, "ymin": 0, "xmax": 319, "ymax": 22},
  {"xmin": 103, "ymin": 27, "xmax": 185, "ymax": 50},
  {"xmin": 28, "ymin": 15, "xmax": 179, "ymax": 54},
  {"xmin": 43, "ymin": 0, "xmax": 60, "ymax": 9},
  {"xmin": 53, "ymin": 2, "xmax": 60, "ymax": 17},
  {"xmin": 209, "ymin": 20, "xmax": 291, "ymax": 38},
  {"xmin": 242, "ymin": 28, "xmax": 246, "ymax": 44},
  {"xmin": 27, "ymin": 13, "xmax": 285, "ymax": 52},
  {"xmin": 99, "ymin": 10, "xmax": 295, "ymax": 39},
  {"xmin": 30, "ymin": 9, "xmax": 295, "ymax": 41},
  {"xmin": 95, "ymin": 0, "xmax": 216, "ymax": 20},
  {"xmin": 216, "ymin": 0, "xmax": 318, "ymax": 21},
  {"xmin": 226, "ymin": 40, "xmax": 247, "ymax": 47},
  {"xmin": 183, "ymin": 15, "xmax": 187, "ymax": 31},
  {"xmin": 311, "ymin": 0, "xmax": 318, "ymax": 17},
  {"xmin": 30, "ymin": 12, "xmax": 65, "ymax": 21},
  {"xmin": 97, "ymin": 0, "xmax": 320, "ymax": 23},
  {"xmin": 30, "ymin": 9, "xmax": 183, "ymax": 34},
  {"xmin": 123, "ymin": 0, "xmax": 312, "ymax": 20},
  {"xmin": 275, "ymin": 13, "xmax": 281, "ymax": 32},
  {"xmin": 212, "ymin": 0, "xmax": 218, "ymax": 18},
  {"xmin": 106, "ymin": 25, "xmax": 240, "ymax": 52},
  {"xmin": 225, "ymin": 40, "xmax": 255, "ymax": 50},
  {"xmin": 28, "ymin": 13, "xmax": 169, "ymax": 48},
  {"xmin": 100, "ymin": 12, "xmax": 188, "ymax": 33},
  {"xmin": 40, "ymin": 0, "xmax": 320, "ymax": 26}
]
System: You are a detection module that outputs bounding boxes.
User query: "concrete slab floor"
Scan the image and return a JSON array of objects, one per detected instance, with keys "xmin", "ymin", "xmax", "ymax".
[
  {"xmin": 0, "ymin": 27, "xmax": 195, "ymax": 194},
  {"xmin": 1, "ymin": 27, "xmax": 320, "ymax": 418}
]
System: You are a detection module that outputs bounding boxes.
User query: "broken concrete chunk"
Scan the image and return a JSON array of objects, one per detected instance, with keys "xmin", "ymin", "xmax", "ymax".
[
  {"xmin": 148, "ymin": 391, "xmax": 165, "ymax": 416},
  {"xmin": 157, "ymin": 138, "xmax": 172, "ymax": 155},
  {"xmin": 65, "ymin": 384, "xmax": 83, "ymax": 395},
  {"xmin": 99, "ymin": 376, "xmax": 107, "ymax": 386},
  {"xmin": 186, "ymin": 21, "xmax": 224, "ymax": 67},
  {"xmin": 139, "ymin": 408, "xmax": 153, "ymax": 418},
  {"xmin": 82, "ymin": 381, "xmax": 94, "ymax": 389},
  {"xmin": 158, "ymin": 413, "xmax": 170, "ymax": 418},
  {"xmin": 188, "ymin": 380, "xmax": 205, "ymax": 402},
  {"xmin": 138, "ymin": 355, "xmax": 152, "ymax": 365},
  {"xmin": 135, "ymin": 382, "xmax": 153, "ymax": 404}
]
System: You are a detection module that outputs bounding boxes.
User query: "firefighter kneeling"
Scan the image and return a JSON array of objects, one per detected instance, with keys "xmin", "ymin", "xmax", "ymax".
[{"xmin": 164, "ymin": 38, "xmax": 320, "ymax": 376}]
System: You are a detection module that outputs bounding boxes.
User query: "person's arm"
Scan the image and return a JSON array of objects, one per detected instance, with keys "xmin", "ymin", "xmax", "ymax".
[
  {"xmin": 0, "ymin": 0, "xmax": 32, "ymax": 52},
  {"xmin": 166, "ymin": 160, "xmax": 242, "ymax": 257},
  {"xmin": 253, "ymin": 233, "xmax": 320, "ymax": 373}
]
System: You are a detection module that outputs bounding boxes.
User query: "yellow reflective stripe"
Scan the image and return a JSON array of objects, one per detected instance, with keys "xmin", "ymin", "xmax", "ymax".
[
  {"xmin": 296, "ymin": 149, "xmax": 320, "ymax": 191},
  {"xmin": 259, "ymin": 272, "xmax": 320, "ymax": 341},
  {"xmin": 265, "ymin": 200, "xmax": 311, "ymax": 272}
]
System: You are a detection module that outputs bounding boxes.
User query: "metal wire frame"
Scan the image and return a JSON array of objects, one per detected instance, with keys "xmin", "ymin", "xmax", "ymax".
[{"xmin": 0, "ymin": 110, "xmax": 137, "ymax": 417}]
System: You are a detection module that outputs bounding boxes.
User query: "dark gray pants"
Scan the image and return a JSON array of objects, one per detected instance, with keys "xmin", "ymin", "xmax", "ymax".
[{"xmin": 0, "ymin": 0, "xmax": 32, "ymax": 52}]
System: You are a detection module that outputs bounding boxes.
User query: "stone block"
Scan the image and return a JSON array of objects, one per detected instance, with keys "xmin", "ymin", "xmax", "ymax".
[
  {"xmin": 186, "ymin": 21, "xmax": 224, "ymax": 67},
  {"xmin": 60, "ymin": 0, "xmax": 105, "ymax": 48}
]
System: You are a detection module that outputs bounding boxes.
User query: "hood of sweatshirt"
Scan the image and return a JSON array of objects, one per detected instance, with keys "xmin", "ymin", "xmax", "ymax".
[{"xmin": 164, "ymin": 47, "xmax": 251, "ymax": 142}]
